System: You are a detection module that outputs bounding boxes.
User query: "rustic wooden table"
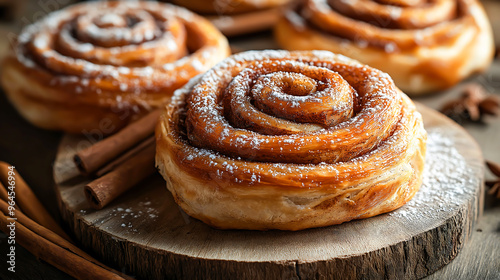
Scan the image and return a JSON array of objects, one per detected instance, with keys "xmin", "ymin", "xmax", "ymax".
[{"xmin": 0, "ymin": 1, "xmax": 499, "ymax": 279}]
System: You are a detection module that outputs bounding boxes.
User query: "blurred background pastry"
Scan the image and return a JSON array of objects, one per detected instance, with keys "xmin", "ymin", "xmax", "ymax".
[
  {"xmin": 275, "ymin": 0, "xmax": 495, "ymax": 95},
  {"xmin": 1, "ymin": 1, "xmax": 230, "ymax": 134},
  {"xmin": 172, "ymin": 0, "xmax": 292, "ymax": 36}
]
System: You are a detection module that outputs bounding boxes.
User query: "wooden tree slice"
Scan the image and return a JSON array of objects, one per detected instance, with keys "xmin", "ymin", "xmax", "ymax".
[{"xmin": 53, "ymin": 104, "xmax": 484, "ymax": 280}]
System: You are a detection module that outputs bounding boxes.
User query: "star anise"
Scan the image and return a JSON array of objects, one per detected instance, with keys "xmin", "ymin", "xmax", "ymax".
[
  {"xmin": 440, "ymin": 83, "xmax": 499, "ymax": 123},
  {"xmin": 486, "ymin": 160, "xmax": 500, "ymax": 199}
]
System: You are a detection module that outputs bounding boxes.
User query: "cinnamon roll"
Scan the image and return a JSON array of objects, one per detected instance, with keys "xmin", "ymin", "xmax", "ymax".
[
  {"xmin": 172, "ymin": 0, "xmax": 292, "ymax": 36},
  {"xmin": 156, "ymin": 50, "xmax": 427, "ymax": 231},
  {"xmin": 1, "ymin": 1, "xmax": 230, "ymax": 133},
  {"xmin": 274, "ymin": 0, "xmax": 494, "ymax": 95}
]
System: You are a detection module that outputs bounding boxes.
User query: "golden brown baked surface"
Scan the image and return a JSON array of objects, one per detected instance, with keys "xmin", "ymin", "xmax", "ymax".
[
  {"xmin": 1, "ymin": 1, "xmax": 230, "ymax": 134},
  {"xmin": 274, "ymin": 0, "xmax": 494, "ymax": 95},
  {"xmin": 156, "ymin": 50, "xmax": 427, "ymax": 231}
]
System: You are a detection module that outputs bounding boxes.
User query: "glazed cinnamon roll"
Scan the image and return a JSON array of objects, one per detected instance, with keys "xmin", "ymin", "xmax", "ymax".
[
  {"xmin": 156, "ymin": 50, "xmax": 427, "ymax": 231},
  {"xmin": 1, "ymin": 1, "xmax": 230, "ymax": 133},
  {"xmin": 172, "ymin": 0, "xmax": 290, "ymax": 14},
  {"xmin": 274, "ymin": 0, "xmax": 494, "ymax": 95}
]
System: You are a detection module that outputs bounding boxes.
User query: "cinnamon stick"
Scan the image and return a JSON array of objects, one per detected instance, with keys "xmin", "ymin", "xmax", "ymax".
[
  {"xmin": 0, "ymin": 200, "xmax": 130, "ymax": 280},
  {"xmin": 210, "ymin": 7, "xmax": 283, "ymax": 36},
  {"xmin": 74, "ymin": 109, "xmax": 161, "ymax": 175},
  {"xmin": 96, "ymin": 136, "xmax": 155, "ymax": 177},
  {"xmin": 0, "ymin": 161, "xmax": 71, "ymax": 241},
  {"xmin": 0, "ymin": 181, "xmax": 8, "ymax": 202},
  {"xmin": 85, "ymin": 142, "xmax": 156, "ymax": 209}
]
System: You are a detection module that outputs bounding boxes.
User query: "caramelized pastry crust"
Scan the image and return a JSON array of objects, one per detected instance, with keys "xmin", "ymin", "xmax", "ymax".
[
  {"xmin": 274, "ymin": 0, "xmax": 494, "ymax": 95},
  {"xmin": 171, "ymin": 0, "xmax": 290, "ymax": 15},
  {"xmin": 156, "ymin": 50, "xmax": 427, "ymax": 231},
  {"xmin": 1, "ymin": 1, "xmax": 230, "ymax": 133}
]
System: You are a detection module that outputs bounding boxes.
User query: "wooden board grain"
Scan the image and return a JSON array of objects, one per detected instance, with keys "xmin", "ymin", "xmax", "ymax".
[{"xmin": 53, "ymin": 104, "xmax": 484, "ymax": 280}]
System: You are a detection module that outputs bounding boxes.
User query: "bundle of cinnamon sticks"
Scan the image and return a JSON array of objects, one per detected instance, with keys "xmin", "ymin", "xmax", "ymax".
[
  {"xmin": 74, "ymin": 109, "xmax": 161, "ymax": 209},
  {"xmin": 0, "ymin": 161, "xmax": 133, "ymax": 280}
]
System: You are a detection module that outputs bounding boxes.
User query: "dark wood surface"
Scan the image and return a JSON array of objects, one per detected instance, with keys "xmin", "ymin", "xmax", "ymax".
[{"xmin": 1, "ymin": 1, "xmax": 500, "ymax": 279}]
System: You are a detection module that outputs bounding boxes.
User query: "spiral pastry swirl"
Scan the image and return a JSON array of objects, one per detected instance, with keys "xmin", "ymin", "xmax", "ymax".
[
  {"xmin": 172, "ymin": 0, "xmax": 291, "ymax": 15},
  {"xmin": 156, "ymin": 50, "xmax": 427, "ymax": 230},
  {"xmin": 1, "ymin": 1, "xmax": 230, "ymax": 133},
  {"xmin": 274, "ymin": 0, "xmax": 494, "ymax": 95}
]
